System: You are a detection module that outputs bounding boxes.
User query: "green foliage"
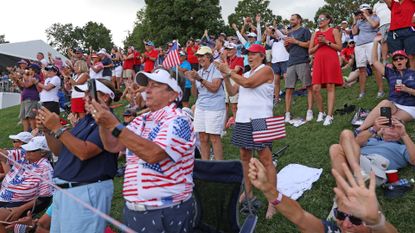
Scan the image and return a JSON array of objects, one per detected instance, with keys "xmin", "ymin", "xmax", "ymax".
[
  {"xmin": 315, "ymin": 0, "xmax": 378, "ymax": 25},
  {"xmin": 45, "ymin": 22, "xmax": 114, "ymax": 54},
  {"xmin": 227, "ymin": 0, "xmax": 276, "ymax": 27},
  {"xmin": 124, "ymin": 0, "xmax": 225, "ymax": 51}
]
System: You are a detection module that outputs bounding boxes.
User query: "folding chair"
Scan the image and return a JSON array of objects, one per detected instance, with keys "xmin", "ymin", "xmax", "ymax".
[{"xmin": 192, "ymin": 159, "xmax": 257, "ymax": 233}]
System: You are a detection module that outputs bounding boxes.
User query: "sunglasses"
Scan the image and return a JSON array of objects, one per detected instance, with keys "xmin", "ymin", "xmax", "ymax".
[
  {"xmin": 12, "ymin": 140, "xmax": 21, "ymax": 143},
  {"xmin": 333, "ymin": 208, "xmax": 363, "ymax": 225},
  {"xmin": 348, "ymin": 42, "xmax": 355, "ymax": 44},
  {"xmin": 317, "ymin": 18, "xmax": 327, "ymax": 22},
  {"xmin": 393, "ymin": 56, "xmax": 406, "ymax": 61}
]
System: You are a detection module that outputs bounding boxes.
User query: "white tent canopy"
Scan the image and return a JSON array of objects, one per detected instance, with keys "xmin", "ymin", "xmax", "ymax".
[{"xmin": 0, "ymin": 40, "xmax": 69, "ymax": 67}]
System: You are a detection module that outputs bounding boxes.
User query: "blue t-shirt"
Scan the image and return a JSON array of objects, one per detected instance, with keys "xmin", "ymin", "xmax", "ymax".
[
  {"xmin": 196, "ymin": 63, "xmax": 225, "ymax": 111},
  {"xmin": 181, "ymin": 60, "xmax": 192, "ymax": 88},
  {"xmin": 101, "ymin": 57, "xmax": 113, "ymax": 77},
  {"xmin": 361, "ymin": 138, "xmax": 410, "ymax": 170},
  {"xmin": 385, "ymin": 67, "xmax": 415, "ymax": 106},
  {"xmin": 287, "ymin": 27, "xmax": 311, "ymax": 67},
  {"xmin": 355, "ymin": 15, "xmax": 380, "ymax": 46},
  {"xmin": 53, "ymin": 114, "xmax": 118, "ymax": 182}
]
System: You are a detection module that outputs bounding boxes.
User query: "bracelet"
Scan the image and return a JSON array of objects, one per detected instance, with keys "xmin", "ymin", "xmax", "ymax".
[
  {"xmin": 270, "ymin": 192, "xmax": 283, "ymax": 206},
  {"xmin": 366, "ymin": 212, "xmax": 386, "ymax": 230},
  {"xmin": 368, "ymin": 127, "xmax": 377, "ymax": 135}
]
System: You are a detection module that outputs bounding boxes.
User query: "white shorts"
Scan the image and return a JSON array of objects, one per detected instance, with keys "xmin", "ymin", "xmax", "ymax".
[
  {"xmin": 394, "ymin": 102, "xmax": 415, "ymax": 119},
  {"xmin": 112, "ymin": 66, "xmax": 123, "ymax": 77},
  {"xmin": 266, "ymin": 50, "xmax": 272, "ymax": 63},
  {"xmin": 355, "ymin": 42, "xmax": 380, "ymax": 68},
  {"xmin": 194, "ymin": 108, "xmax": 226, "ymax": 135},
  {"xmin": 224, "ymin": 79, "xmax": 238, "ymax": 104}
]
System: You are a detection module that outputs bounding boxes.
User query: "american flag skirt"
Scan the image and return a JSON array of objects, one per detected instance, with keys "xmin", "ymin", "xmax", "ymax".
[{"xmin": 231, "ymin": 122, "xmax": 272, "ymax": 150}]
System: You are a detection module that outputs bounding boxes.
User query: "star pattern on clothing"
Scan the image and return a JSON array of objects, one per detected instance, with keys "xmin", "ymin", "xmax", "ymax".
[
  {"xmin": 172, "ymin": 118, "xmax": 191, "ymax": 141},
  {"xmin": 142, "ymin": 163, "xmax": 163, "ymax": 174},
  {"xmin": 147, "ymin": 123, "xmax": 162, "ymax": 141},
  {"xmin": 251, "ymin": 118, "xmax": 267, "ymax": 131},
  {"xmin": 0, "ymin": 190, "xmax": 14, "ymax": 201}
]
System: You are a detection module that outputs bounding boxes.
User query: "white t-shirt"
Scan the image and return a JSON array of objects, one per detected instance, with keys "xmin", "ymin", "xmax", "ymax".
[
  {"xmin": 373, "ymin": 1, "xmax": 391, "ymax": 27},
  {"xmin": 40, "ymin": 75, "xmax": 61, "ymax": 103},
  {"xmin": 71, "ymin": 73, "xmax": 87, "ymax": 99},
  {"xmin": 89, "ymin": 62, "xmax": 103, "ymax": 80}
]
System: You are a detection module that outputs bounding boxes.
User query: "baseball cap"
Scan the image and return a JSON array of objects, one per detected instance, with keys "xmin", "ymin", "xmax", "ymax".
[
  {"xmin": 195, "ymin": 46, "xmax": 213, "ymax": 56},
  {"xmin": 359, "ymin": 3, "xmax": 371, "ymax": 10},
  {"xmin": 220, "ymin": 32, "xmax": 227, "ymax": 37},
  {"xmin": 74, "ymin": 47, "xmax": 83, "ymax": 53},
  {"xmin": 243, "ymin": 44, "xmax": 266, "ymax": 54},
  {"xmin": 97, "ymin": 48, "xmax": 107, "ymax": 55},
  {"xmin": 123, "ymin": 109, "xmax": 137, "ymax": 117},
  {"xmin": 392, "ymin": 50, "xmax": 408, "ymax": 58},
  {"xmin": 247, "ymin": 32, "xmax": 257, "ymax": 38},
  {"xmin": 341, "ymin": 20, "xmax": 348, "ymax": 24},
  {"xmin": 21, "ymin": 136, "xmax": 49, "ymax": 152},
  {"xmin": 9, "ymin": 132, "xmax": 33, "ymax": 144},
  {"xmin": 28, "ymin": 63, "xmax": 41, "ymax": 72},
  {"xmin": 224, "ymin": 42, "xmax": 237, "ymax": 49},
  {"xmin": 136, "ymin": 69, "xmax": 182, "ymax": 97},
  {"xmin": 17, "ymin": 59, "xmax": 28, "ymax": 65},
  {"xmin": 145, "ymin": 41, "xmax": 155, "ymax": 46},
  {"xmin": 360, "ymin": 154, "xmax": 389, "ymax": 186},
  {"xmin": 75, "ymin": 80, "xmax": 115, "ymax": 99},
  {"xmin": 179, "ymin": 51, "xmax": 187, "ymax": 56},
  {"xmin": 44, "ymin": 65, "xmax": 59, "ymax": 73},
  {"xmin": 91, "ymin": 53, "xmax": 99, "ymax": 58}
]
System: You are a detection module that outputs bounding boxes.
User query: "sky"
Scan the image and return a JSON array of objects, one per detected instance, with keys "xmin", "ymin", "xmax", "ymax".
[{"xmin": 1, "ymin": 0, "xmax": 325, "ymax": 47}]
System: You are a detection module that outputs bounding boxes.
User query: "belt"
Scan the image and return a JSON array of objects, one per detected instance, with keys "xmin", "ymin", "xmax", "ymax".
[
  {"xmin": 56, "ymin": 179, "xmax": 110, "ymax": 189},
  {"xmin": 126, "ymin": 195, "xmax": 192, "ymax": 212}
]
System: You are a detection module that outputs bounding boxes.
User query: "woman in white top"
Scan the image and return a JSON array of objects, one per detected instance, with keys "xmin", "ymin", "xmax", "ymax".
[
  {"xmin": 69, "ymin": 60, "xmax": 89, "ymax": 120},
  {"xmin": 217, "ymin": 44, "xmax": 277, "ymax": 219},
  {"xmin": 89, "ymin": 53, "xmax": 104, "ymax": 79},
  {"xmin": 35, "ymin": 65, "xmax": 61, "ymax": 115}
]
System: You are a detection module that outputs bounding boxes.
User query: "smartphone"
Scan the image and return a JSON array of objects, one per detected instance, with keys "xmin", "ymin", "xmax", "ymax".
[
  {"xmin": 88, "ymin": 79, "xmax": 98, "ymax": 102},
  {"xmin": 380, "ymin": 107, "xmax": 392, "ymax": 126}
]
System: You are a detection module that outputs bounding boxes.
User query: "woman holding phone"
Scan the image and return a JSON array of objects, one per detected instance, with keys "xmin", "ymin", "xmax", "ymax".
[{"xmin": 356, "ymin": 34, "xmax": 415, "ymax": 133}]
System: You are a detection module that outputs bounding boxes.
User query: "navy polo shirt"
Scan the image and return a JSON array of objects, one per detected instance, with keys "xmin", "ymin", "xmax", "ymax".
[
  {"xmin": 385, "ymin": 67, "xmax": 415, "ymax": 106},
  {"xmin": 53, "ymin": 114, "xmax": 117, "ymax": 183}
]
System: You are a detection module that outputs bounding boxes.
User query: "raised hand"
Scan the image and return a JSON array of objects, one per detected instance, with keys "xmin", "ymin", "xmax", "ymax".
[{"xmin": 248, "ymin": 158, "xmax": 275, "ymax": 193}]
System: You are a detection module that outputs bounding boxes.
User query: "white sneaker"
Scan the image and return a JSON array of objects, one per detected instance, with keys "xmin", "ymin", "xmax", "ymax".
[
  {"xmin": 323, "ymin": 115, "xmax": 333, "ymax": 126},
  {"xmin": 357, "ymin": 92, "xmax": 365, "ymax": 99},
  {"xmin": 305, "ymin": 110, "xmax": 313, "ymax": 121},
  {"xmin": 285, "ymin": 112, "xmax": 291, "ymax": 123},
  {"xmin": 316, "ymin": 112, "xmax": 326, "ymax": 122},
  {"xmin": 376, "ymin": 91, "xmax": 385, "ymax": 98}
]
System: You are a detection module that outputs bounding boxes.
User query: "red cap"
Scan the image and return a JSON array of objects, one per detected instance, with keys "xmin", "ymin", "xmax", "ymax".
[
  {"xmin": 245, "ymin": 44, "xmax": 266, "ymax": 54},
  {"xmin": 392, "ymin": 50, "xmax": 408, "ymax": 58}
]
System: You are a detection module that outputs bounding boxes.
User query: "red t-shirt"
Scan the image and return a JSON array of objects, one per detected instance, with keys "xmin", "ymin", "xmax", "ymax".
[
  {"xmin": 389, "ymin": 0, "xmax": 415, "ymax": 31},
  {"xmin": 186, "ymin": 45, "xmax": 199, "ymax": 64},
  {"xmin": 228, "ymin": 56, "xmax": 244, "ymax": 75},
  {"xmin": 133, "ymin": 51, "xmax": 141, "ymax": 66},
  {"xmin": 341, "ymin": 47, "xmax": 355, "ymax": 62},
  {"xmin": 123, "ymin": 52, "xmax": 135, "ymax": 70},
  {"xmin": 143, "ymin": 49, "xmax": 159, "ymax": 72}
]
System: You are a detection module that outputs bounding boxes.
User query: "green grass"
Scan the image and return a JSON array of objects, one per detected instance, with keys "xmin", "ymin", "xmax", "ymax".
[{"xmin": 1, "ymin": 77, "xmax": 414, "ymax": 232}]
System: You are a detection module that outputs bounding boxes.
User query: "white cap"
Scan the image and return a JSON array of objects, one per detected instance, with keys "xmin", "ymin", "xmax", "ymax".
[
  {"xmin": 224, "ymin": 42, "xmax": 237, "ymax": 49},
  {"xmin": 181, "ymin": 107, "xmax": 194, "ymax": 120},
  {"xmin": 9, "ymin": 132, "xmax": 33, "ymax": 143},
  {"xmin": 136, "ymin": 69, "xmax": 183, "ymax": 100},
  {"xmin": 341, "ymin": 20, "xmax": 348, "ymax": 24},
  {"xmin": 75, "ymin": 80, "xmax": 115, "ymax": 99},
  {"xmin": 360, "ymin": 154, "xmax": 389, "ymax": 186},
  {"xmin": 247, "ymin": 32, "xmax": 257, "ymax": 38},
  {"xmin": 359, "ymin": 3, "xmax": 371, "ymax": 10},
  {"xmin": 97, "ymin": 48, "xmax": 107, "ymax": 55},
  {"xmin": 21, "ymin": 136, "xmax": 49, "ymax": 152}
]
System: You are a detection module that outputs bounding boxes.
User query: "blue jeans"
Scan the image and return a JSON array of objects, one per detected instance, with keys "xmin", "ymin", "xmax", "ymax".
[{"xmin": 50, "ymin": 178, "xmax": 114, "ymax": 233}]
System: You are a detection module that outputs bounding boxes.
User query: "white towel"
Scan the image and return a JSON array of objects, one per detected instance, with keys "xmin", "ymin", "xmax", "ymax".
[{"xmin": 277, "ymin": 163, "xmax": 323, "ymax": 200}]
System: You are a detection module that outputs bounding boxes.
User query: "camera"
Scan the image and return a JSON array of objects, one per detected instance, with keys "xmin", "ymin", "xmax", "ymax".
[{"xmin": 353, "ymin": 10, "xmax": 363, "ymax": 16}]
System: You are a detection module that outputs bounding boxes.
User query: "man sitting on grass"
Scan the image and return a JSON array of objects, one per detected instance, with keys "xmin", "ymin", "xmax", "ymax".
[{"xmin": 330, "ymin": 116, "xmax": 415, "ymax": 183}]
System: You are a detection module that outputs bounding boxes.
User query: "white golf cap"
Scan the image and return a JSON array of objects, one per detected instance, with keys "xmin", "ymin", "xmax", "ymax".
[
  {"xmin": 224, "ymin": 42, "xmax": 237, "ymax": 49},
  {"xmin": 136, "ymin": 69, "xmax": 183, "ymax": 100},
  {"xmin": 97, "ymin": 48, "xmax": 107, "ymax": 55},
  {"xmin": 359, "ymin": 3, "xmax": 371, "ymax": 10},
  {"xmin": 9, "ymin": 132, "xmax": 33, "ymax": 143},
  {"xmin": 75, "ymin": 80, "xmax": 115, "ymax": 99},
  {"xmin": 247, "ymin": 32, "xmax": 257, "ymax": 38},
  {"xmin": 21, "ymin": 136, "xmax": 49, "ymax": 152}
]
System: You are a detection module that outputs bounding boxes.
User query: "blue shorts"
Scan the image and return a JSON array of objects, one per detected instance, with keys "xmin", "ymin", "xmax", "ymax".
[
  {"xmin": 272, "ymin": 61, "xmax": 288, "ymax": 75},
  {"xmin": 51, "ymin": 178, "xmax": 114, "ymax": 233},
  {"xmin": 387, "ymin": 27, "xmax": 415, "ymax": 55}
]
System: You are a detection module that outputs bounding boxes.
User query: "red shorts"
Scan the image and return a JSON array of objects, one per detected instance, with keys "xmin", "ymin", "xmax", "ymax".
[{"xmin": 71, "ymin": 98, "xmax": 85, "ymax": 113}]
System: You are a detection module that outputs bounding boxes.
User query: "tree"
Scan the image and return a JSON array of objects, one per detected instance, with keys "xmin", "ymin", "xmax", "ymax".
[
  {"xmin": 45, "ymin": 22, "xmax": 113, "ymax": 54},
  {"xmin": 315, "ymin": 0, "xmax": 377, "ymax": 25},
  {"xmin": 227, "ymin": 0, "xmax": 276, "ymax": 28},
  {"xmin": 0, "ymin": 35, "xmax": 9, "ymax": 44},
  {"xmin": 124, "ymin": 0, "xmax": 226, "ymax": 51}
]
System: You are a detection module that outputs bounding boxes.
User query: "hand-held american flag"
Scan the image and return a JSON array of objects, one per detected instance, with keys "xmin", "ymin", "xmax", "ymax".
[
  {"xmin": 252, "ymin": 116, "xmax": 286, "ymax": 143},
  {"xmin": 162, "ymin": 42, "xmax": 181, "ymax": 70}
]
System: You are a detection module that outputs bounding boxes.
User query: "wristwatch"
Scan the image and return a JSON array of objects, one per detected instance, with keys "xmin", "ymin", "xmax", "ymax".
[
  {"xmin": 111, "ymin": 123, "xmax": 126, "ymax": 138},
  {"xmin": 53, "ymin": 127, "xmax": 68, "ymax": 139}
]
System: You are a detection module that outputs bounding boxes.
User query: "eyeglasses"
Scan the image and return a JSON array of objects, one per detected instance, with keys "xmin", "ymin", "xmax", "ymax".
[
  {"xmin": 12, "ymin": 140, "xmax": 21, "ymax": 143},
  {"xmin": 393, "ymin": 56, "xmax": 406, "ymax": 61},
  {"xmin": 333, "ymin": 208, "xmax": 363, "ymax": 225}
]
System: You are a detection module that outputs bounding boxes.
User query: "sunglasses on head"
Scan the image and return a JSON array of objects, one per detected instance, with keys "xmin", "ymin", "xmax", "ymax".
[
  {"xmin": 393, "ymin": 56, "xmax": 406, "ymax": 61},
  {"xmin": 334, "ymin": 208, "xmax": 363, "ymax": 225}
]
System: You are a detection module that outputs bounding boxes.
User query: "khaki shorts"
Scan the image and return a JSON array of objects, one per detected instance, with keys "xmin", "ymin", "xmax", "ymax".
[
  {"xmin": 224, "ymin": 79, "xmax": 238, "ymax": 104},
  {"xmin": 123, "ymin": 69, "xmax": 134, "ymax": 79},
  {"xmin": 285, "ymin": 63, "xmax": 312, "ymax": 89},
  {"xmin": 19, "ymin": 99, "xmax": 39, "ymax": 119},
  {"xmin": 266, "ymin": 50, "xmax": 272, "ymax": 63}
]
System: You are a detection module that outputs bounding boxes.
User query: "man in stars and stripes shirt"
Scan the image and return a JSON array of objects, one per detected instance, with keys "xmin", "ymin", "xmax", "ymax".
[{"xmin": 93, "ymin": 69, "xmax": 195, "ymax": 233}]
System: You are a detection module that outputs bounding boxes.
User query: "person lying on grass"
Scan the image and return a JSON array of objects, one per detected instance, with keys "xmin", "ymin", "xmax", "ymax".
[{"xmin": 248, "ymin": 158, "xmax": 398, "ymax": 233}]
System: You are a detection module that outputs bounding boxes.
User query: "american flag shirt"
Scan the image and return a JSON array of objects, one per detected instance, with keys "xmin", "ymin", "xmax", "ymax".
[
  {"xmin": 6, "ymin": 148, "xmax": 26, "ymax": 166},
  {"xmin": 123, "ymin": 104, "xmax": 195, "ymax": 207},
  {"xmin": 0, "ymin": 157, "xmax": 53, "ymax": 202}
]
